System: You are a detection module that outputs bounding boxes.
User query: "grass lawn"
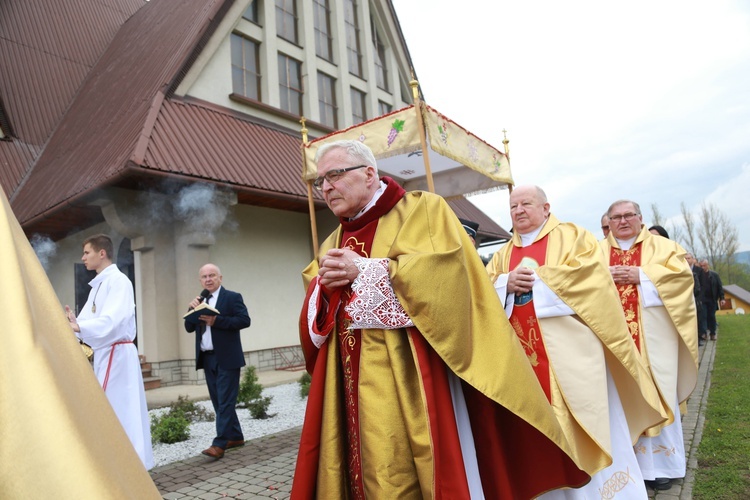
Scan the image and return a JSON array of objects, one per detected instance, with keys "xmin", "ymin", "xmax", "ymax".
[{"xmin": 693, "ymin": 314, "xmax": 750, "ymax": 499}]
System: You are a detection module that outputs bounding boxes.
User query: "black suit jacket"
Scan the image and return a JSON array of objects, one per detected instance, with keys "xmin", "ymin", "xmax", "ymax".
[
  {"xmin": 690, "ymin": 264, "xmax": 702, "ymax": 299},
  {"xmin": 706, "ymin": 270, "xmax": 725, "ymax": 303},
  {"xmin": 184, "ymin": 287, "xmax": 250, "ymax": 370}
]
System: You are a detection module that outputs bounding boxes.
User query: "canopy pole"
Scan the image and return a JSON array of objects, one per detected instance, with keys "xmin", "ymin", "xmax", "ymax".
[
  {"xmin": 410, "ymin": 77, "xmax": 435, "ymax": 194},
  {"xmin": 300, "ymin": 117, "xmax": 319, "ymax": 253},
  {"xmin": 503, "ymin": 128, "xmax": 513, "ymax": 194}
]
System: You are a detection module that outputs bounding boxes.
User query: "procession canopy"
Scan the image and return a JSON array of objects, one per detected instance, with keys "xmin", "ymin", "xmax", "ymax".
[{"xmin": 302, "ymin": 104, "xmax": 513, "ymax": 199}]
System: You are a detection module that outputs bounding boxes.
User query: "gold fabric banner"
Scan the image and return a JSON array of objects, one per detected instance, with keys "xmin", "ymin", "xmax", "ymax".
[
  {"xmin": 302, "ymin": 105, "xmax": 421, "ymax": 180},
  {"xmin": 423, "ymin": 104, "xmax": 513, "ymax": 185},
  {"xmin": 301, "ymin": 104, "xmax": 513, "ymax": 189},
  {"xmin": 0, "ymin": 191, "xmax": 161, "ymax": 498}
]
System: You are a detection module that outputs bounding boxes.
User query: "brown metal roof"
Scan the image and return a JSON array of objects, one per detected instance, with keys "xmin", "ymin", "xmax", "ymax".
[
  {"xmin": 143, "ymin": 98, "xmax": 308, "ymax": 199},
  {"xmin": 447, "ymin": 197, "xmax": 511, "ymax": 246},
  {"xmin": 3, "ymin": 0, "xmax": 508, "ymax": 245},
  {"xmin": 0, "ymin": 140, "xmax": 39, "ymax": 198},
  {"xmin": 0, "ymin": 0, "xmax": 145, "ymax": 194},
  {"xmin": 9, "ymin": 0, "xmax": 228, "ymax": 226}
]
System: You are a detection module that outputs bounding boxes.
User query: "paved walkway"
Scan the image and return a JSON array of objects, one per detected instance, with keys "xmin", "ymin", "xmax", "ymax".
[{"xmin": 150, "ymin": 341, "xmax": 717, "ymax": 499}]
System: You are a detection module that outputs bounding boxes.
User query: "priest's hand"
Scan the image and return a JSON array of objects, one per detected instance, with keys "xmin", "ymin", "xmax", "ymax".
[
  {"xmin": 609, "ymin": 265, "xmax": 640, "ymax": 285},
  {"xmin": 508, "ymin": 267, "xmax": 535, "ymax": 294},
  {"xmin": 319, "ymin": 248, "xmax": 360, "ymax": 288}
]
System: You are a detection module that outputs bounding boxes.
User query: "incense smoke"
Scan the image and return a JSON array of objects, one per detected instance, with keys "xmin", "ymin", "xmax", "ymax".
[
  {"xmin": 128, "ymin": 182, "xmax": 237, "ymax": 236},
  {"xmin": 30, "ymin": 234, "xmax": 57, "ymax": 270},
  {"xmin": 172, "ymin": 183, "xmax": 237, "ymax": 234}
]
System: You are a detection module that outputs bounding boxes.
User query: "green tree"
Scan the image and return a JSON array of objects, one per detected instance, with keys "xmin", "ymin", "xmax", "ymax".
[
  {"xmin": 697, "ymin": 202, "xmax": 739, "ymax": 278},
  {"xmin": 650, "ymin": 203, "xmax": 664, "ymax": 227},
  {"xmin": 650, "ymin": 203, "xmax": 682, "ymax": 242},
  {"xmin": 679, "ymin": 201, "xmax": 698, "ymax": 255}
]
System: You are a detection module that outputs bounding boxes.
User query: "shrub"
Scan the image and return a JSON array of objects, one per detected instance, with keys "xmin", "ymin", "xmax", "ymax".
[
  {"xmin": 237, "ymin": 365, "xmax": 275, "ymax": 419},
  {"xmin": 151, "ymin": 412, "xmax": 190, "ymax": 444},
  {"xmin": 150, "ymin": 395, "xmax": 215, "ymax": 444},
  {"xmin": 298, "ymin": 372, "xmax": 311, "ymax": 398},
  {"xmin": 248, "ymin": 395, "xmax": 274, "ymax": 419},
  {"xmin": 169, "ymin": 395, "xmax": 215, "ymax": 422}
]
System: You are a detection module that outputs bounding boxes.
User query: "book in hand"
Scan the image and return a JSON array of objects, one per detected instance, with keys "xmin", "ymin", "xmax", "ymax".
[{"xmin": 183, "ymin": 302, "xmax": 220, "ymax": 322}]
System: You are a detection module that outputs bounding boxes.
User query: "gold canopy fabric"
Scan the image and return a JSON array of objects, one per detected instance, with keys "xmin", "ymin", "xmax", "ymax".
[
  {"xmin": 301, "ymin": 104, "xmax": 513, "ymax": 187},
  {"xmin": 0, "ymin": 190, "xmax": 161, "ymax": 498}
]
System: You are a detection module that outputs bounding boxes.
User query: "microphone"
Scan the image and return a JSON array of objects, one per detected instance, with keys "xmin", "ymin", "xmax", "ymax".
[{"xmin": 199, "ymin": 289, "xmax": 211, "ymax": 303}]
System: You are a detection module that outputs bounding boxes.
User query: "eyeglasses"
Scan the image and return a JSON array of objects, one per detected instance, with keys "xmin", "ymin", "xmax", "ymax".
[
  {"xmin": 608, "ymin": 212, "xmax": 640, "ymax": 223},
  {"xmin": 312, "ymin": 165, "xmax": 367, "ymax": 191}
]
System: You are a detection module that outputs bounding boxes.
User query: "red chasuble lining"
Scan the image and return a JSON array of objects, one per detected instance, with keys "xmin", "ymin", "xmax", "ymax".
[
  {"xmin": 609, "ymin": 244, "xmax": 643, "ymax": 352},
  {"xmin": 410, "ymin": 329, "xmax": 471, "ymax": 499},
  {"xmin": 508, "ymin": 236, "xmax": 552, "ymax": 402}
]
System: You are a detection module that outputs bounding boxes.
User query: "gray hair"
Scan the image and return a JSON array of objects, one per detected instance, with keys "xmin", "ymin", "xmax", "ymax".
[
  {"xmin": 607, "ymin": 199, "xmax": 641, "ymax": 217},
  {"xmin": 315, "ymin": 140, "xmax": 378, "ymax": 171}
]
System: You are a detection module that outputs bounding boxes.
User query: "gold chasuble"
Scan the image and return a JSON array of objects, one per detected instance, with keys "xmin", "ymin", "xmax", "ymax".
[
  {"xmin": 0, "ymin": 191, "xmax": 161, "ymax": 498},
  {"xmin": 601, "ymin": 226, "xmax": 699, "ymax": 433},
  {"xmin": 293, "ymin": 178, "xmax": 589, "ymax": 500},
  {"xmin": 487, "ymin": 215, "xmax": 665, "ymax": 476}
]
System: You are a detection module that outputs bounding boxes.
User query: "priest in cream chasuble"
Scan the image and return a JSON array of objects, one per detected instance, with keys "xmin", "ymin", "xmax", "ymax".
[
  {"xmin": 487, "ymin": 185, "xmax": 666, "ymax": 499},
  {"xmin": 601, "ymin": 200, "xmax": 698, "ymax": 484},
  {"xmin": 291, "ymin": 142, "xmax": 589, "ymax": 500}
]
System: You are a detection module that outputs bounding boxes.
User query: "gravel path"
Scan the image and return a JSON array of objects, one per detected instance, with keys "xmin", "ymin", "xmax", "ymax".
[{"xmin": 149, "ymin": 382, "xmax": 307, "ymax": 468}]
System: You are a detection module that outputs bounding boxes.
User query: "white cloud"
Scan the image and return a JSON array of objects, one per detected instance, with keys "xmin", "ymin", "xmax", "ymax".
[{"xmin": 393, "ymin": 0, "xmax": 750, "ymax": 252}]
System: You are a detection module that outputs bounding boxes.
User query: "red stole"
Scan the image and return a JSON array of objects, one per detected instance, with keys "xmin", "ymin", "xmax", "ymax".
[
  {"xmin": 609, "ymin": 244, "xmax": 643, "ymax": 351},
  {"xmin": 323, "ymin": 178, "xmax": 407, "ymax": 497},
  {"xmin": 334, "ymin": 220, "xmax": 377, "ymax": 498},
  {"xmin": 508, "ymin": 236, "xmax": 552, "ymax": 402}
]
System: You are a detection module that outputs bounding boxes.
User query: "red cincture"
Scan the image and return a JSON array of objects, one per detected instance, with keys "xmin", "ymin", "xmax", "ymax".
[
  {"xmin": 508, "ymin": 236, "xmax": 552, "ymax": 402},
  {"xmin": 610, "ymin": 244, "xmax": 643, "ymax": 352}
]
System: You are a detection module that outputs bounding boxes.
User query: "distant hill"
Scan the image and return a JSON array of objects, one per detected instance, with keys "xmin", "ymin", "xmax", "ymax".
[{"xmin": 736, "ymin": 251, "xmax": 750, "ymax": 265}]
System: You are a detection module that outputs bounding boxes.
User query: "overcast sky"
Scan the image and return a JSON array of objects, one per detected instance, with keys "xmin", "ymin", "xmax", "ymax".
[{"xmin": 392, "ymin": 0, "xmax": 750, "ymax": 253}]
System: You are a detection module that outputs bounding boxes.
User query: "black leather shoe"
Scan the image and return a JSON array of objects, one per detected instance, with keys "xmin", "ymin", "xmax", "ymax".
[{"xmin": 653, "ymin": 477, "xmax": 672, "ymax": 490}]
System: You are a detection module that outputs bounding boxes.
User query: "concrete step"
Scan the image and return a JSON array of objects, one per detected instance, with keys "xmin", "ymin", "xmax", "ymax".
[{"xmin": 144, "ymin": 376, "xmax": 162, "ymax": 391}]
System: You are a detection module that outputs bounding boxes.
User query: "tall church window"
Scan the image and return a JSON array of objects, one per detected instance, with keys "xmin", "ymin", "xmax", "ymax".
[
  {"xmin": 344, "ymin": 0, "xmax": 363, "ymax": 77},
  {"xmin": 276, "ymin": 0, "xmax": 298, "ymax": 44},
  {"xmin": 372, "ymin": 17, "xmax": 388, "ymax": 91},
  {"xmin": 313, "ymin": 0, "xmax": 333, "ymax": 61},
  {"xmin": 351, "ymin": 87, "xmax": 366, "ymax": 124},
  {"xmin": 279, "ymin": 53, "xmax": 303, "ymax": 116},
  {"xmin": 231, "ymin": 34, "xmax": 261, "ymax": 101}
]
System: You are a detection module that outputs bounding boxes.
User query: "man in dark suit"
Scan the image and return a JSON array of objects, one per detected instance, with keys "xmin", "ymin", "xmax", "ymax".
[
  {"xmin": 185, "ymin": 263, "xmax": 250, "ymax": 459},
  {"xmin": 686, "ymin": 253, "xmax": 706, "ymax": 346},
  {"xmin": 700, "ymin": 260, "xmax": 726, "ymax": 340}
]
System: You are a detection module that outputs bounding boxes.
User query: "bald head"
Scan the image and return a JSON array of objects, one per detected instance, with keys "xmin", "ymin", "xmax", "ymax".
[
  {"xmin": 509, "ymin": 185, "xmax": 550, "ymax": 234},
  {"xmin": 199, "ymin": 263, "xmax": 223, "ymax": 293}
]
